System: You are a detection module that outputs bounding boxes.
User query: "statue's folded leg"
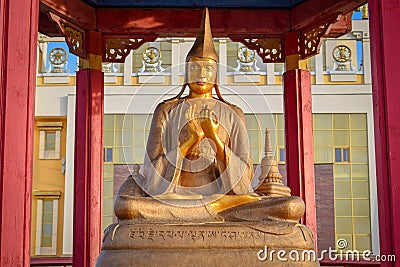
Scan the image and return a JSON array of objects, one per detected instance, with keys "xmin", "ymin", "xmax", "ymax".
[
  {"xmin": 217, "ymin": 196, "xmax": 305, "ymax": 222},
  {"xmin": 114, "ymin": 195, "xmax": 224, "ymax": 222},
  {"xmin": 115, "ymin": 194, "xmax": 304, "ymax": 223}
]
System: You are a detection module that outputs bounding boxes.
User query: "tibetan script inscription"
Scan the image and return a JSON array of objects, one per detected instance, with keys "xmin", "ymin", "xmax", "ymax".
[{"xmin": 128, "ymin": 227, "xmax": 265, "ymax": 243}]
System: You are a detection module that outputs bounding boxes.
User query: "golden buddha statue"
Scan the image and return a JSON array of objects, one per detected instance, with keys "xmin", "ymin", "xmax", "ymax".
[
  {"xmin": 97, "ymin": 8, "xmax": 317, "ymax": 267},
  {"xmin": 113, "ymin": 7, "xmax": 303, "ymax": 221},
  {"xmin": 141, "ymin": 13, "xmax": 256, "ymax": 199}
]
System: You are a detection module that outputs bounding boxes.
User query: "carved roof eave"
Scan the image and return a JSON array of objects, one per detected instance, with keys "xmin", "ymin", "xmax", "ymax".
[
  {"xmin": 39, "ymin": 0, "xmax": 366, "ymax": 63},
  {"xmin": 229, "ymin": 22, "xmax": 333, "ymax": 63},
  {"xmin": 102, "ymin": 35, "xmax": 158, "ymax": 63}
]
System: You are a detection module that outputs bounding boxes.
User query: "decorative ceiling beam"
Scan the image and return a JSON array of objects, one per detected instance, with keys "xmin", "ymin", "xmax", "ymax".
[
  {"xmin": 325, "ymin": 13, "xmax": 353, "ymax": 38},
  {"xmin": 290, "ymin": 0, "xmax": 367, "ymax": 31},
  {"xmin": 38, "ymin": 0, "xmax": 362, "ymax": 37},
  {"xmin": 38, "ymin": 0, "xmax": 359, "ymax": 63},
  {"xmin": 95, "ymin": 9, "xmax": 291, "ymax": 36},
  {"xmin": 39, "ymin": 10, "xmax": 61, "ymax": 37},
  {"xmin": 40, "ymin": 0, "xmax": 96, "ymax": 30}
]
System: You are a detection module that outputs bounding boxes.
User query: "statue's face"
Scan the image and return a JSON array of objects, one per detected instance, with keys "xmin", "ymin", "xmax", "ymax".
[{"xmin": 187, "ymin": 57, "xmax": 217, "ymax": 95}]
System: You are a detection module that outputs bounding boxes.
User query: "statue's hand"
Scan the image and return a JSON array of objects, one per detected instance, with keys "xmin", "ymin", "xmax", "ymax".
[
  {"xmin": 185, "ymin": 104, "xmax": 204, "ymax": 144},
  {"xmin": 180, "ymin": 105, "xmax": 204, "ymax": 157},
  {"xmin": 199, "ymin": 105, "xmax": 225, "ymax": 161},
  {"xmin": 199, "ymin": 105, "xmax": 219, "ymax": 139}
]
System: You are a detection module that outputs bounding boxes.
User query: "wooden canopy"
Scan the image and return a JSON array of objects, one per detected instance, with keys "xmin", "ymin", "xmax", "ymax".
[{"xmin": 39, "ymin": 0, "xmax": 367, "ymax": 62}]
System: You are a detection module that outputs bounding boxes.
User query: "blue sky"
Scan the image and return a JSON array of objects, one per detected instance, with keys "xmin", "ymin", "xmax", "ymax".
[
  {"xmin": 46, "ymin": 42, "xmax": 78, "ymax": 73},
  {"xmin": 352, "ymin": 9, "xmax": 365, "ymax": 71}
]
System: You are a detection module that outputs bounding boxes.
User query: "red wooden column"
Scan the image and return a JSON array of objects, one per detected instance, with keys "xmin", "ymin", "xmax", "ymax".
[
  {"xmin": 0, "ymin": 0, "xmax": 38, "ymax": 266},
  {"xmin": 369, "ymin": 0, "xmax": 400, "ymax": 265},
  {"xmin": 283, "ymin": 32, "xmax": 318, "ymax": 247},
  {"xmin": 73, "ymin": 31, "xmax": 104, "ymax": 267}
]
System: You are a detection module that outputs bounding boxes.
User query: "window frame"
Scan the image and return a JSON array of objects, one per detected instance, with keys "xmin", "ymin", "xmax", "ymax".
[
  {"xmin": 34, "ymin": 191, "xmax": 60, "ymax": 256},
  {"xmin": 37, "ymin": 122, "xmax": 62, "ymax": 160}
]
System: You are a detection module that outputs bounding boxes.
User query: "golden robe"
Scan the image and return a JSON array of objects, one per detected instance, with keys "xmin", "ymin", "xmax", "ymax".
[{"xmin": 140, "ymin": 97, "xmax": 254, "ymax": 196}]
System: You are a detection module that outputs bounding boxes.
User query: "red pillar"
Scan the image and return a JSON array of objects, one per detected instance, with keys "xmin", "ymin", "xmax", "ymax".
[
  {"xmin": 369, "ymin": 0, "xmax": 400, "ymax": 265},
  {"xmin": 73, "ymin": 32, "xmax": 104, "ymax": 267},
  {"xmin": 283, "ymin": 69, "xmax": 318, "ymax": 246},
  {"xmin": 0, "ymin": 0, "xmax": 38, "ymax": 266}
]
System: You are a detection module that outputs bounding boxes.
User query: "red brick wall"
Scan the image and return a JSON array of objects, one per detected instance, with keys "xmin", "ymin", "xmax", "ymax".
[
  {"xmin": 113, "ymin": 164, "xmax": 135, "ymax": 197},
  {"xmin": 279, "ymin": 163, "xmax": 335, "ymax": 251},
  {"xmin": 313, "ymin": 164, "xmax": 335, "ymax": 251}
]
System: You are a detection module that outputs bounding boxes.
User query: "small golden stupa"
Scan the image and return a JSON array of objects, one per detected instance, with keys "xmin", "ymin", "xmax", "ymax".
[{"xmin": 256, "ymin": 128, "xmax": 291, "ymax": 196}]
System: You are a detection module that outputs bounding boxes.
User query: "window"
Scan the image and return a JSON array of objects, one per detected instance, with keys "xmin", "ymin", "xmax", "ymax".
[
  {"xmin": 335, "ymin": 147, "xmax": 350, "ymax": 162},
  {"xmin": 105, "ymin": 114, "xmax": 153, "ymax": 164},
  {"xmin": 278, "ymin": 147, "xmax": 286, "ymax": 163},
  {"xmin": 314, "ymin": 113, "xmax": 371, "ymax": 252},
  {"xmin": 45, "ymin": 132, "xmax": 56, "ymax": 150},
  {"xmin": 104, "ymin": 147, "xmax": 113, "ymax": 163},
  {"xmin": 41, "ymin": 200, "xmax": 54, "ymax": 249},
  {"xmin": 34, "ymin": 191, "xmax": 60, "ymax": 255},
  {"xmin": 38, "ymin": 121, "xmax": 62, "ymax": 159}
]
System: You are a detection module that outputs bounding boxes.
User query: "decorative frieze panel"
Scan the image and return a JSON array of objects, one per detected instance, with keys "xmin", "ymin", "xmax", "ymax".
[
  {"xmin": 230, "ymin": 35, "xmax": 283, "ymax": 63},
  {"xmin": 49, "ymin": 12, "xmax": 86, "ymax": 58},
  {"xmin": 235, "ymin": 46, "xmax": 260, "ymax": 72},
  {"xmin": 47, "ymin": 11, "xmax": 338, "ymax": 65},
  {"xmin": 230, "ymin": 21, "xmax": 333, "ymax": 63},
  {"xmin": 45, "ymin": 14, "xmax": 159, "ymax": 63},
  {"xmin": 302, "ymin": 22, "xmax": 330, "ymax": 59},
  {"xmin": 332, "ymin": 44, "xmax": 353, "ymax": 71},
  {"xmin": 61, "ymin": 23, "xmax": 84, "ymax": 55},
  {"xmin": 139, "ymin": 47, "xmax": 165, "ymax": 73},
  {"xmin": 103, "ymin": 35, "xmax": 157, "ymax": 63}
]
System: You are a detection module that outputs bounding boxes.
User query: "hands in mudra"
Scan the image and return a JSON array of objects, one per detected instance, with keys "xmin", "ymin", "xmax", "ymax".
[
  {"xmin": 186, "ymin": 104, "xmax": 219, "ymax": 141},
  {"xmin": 199, "ymin": 104, "xmax": 220, "ymax": 140},
  {"xmin": 181, "ymin": 103, "xmax": 225, "ymax": 160},
  {"xmin": 185, "ymin": 104, "xmax": 205, "ymax": 144}
]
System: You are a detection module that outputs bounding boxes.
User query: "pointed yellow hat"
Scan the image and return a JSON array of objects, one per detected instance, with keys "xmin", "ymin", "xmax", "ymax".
[{"xmin": 186, "ymin": 7, "xmax": 219, "ymax": 63}]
